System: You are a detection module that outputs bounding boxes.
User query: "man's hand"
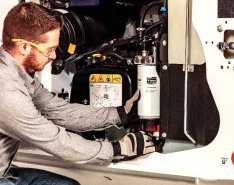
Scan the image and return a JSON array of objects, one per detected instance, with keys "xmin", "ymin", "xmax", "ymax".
[
  {"xmin": 117, "ymin": 90, "xmax": 140, "ymax": 127},
  {"xmin": 111, "ymin": 131, "xmax": 156, "ymax": 161},
  {"xmin": 124, "ymin": 90, "xmax": 139, "ymax": 114}
]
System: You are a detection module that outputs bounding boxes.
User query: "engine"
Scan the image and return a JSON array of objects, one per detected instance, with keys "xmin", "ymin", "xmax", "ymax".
[{"xmin": 39, "ymin": 0, "xmax": 220, "ymax": 148}]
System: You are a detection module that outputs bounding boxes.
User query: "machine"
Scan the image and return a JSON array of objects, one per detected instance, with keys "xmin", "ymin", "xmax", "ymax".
[
  {"xmin": 1, "ymin": 0, "xmax": 234, "ymax": 182},
  {"xmin": 52, "ymin": 0, "xmax": 167, "ymax": 143},
  {"xmin": 44, "ymin": 0, "xmax": 218, "ymax": 147}
]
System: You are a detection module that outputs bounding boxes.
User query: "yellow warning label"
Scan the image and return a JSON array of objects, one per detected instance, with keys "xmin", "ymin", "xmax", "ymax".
[
  {"xmin": 67, "ymin": 43, "xmax": 76, "ymax": 54},
  {"xmin": 98, "ymin": 75, "xmax": 104, "ymax": 82},
  {"xmin": 90, "ymin": 74, "xmax": 96, "ymax": 83},
  {"xmin": 89, "ymin": 74, "xmax": 122, "ymax": 83},
  {"xmin": 105, "ymin": 75, "xmax": 112, "ymax": 83},
  {"xmin": 113, "ymin": 74, "xmax": 122, "ymax": 83}
]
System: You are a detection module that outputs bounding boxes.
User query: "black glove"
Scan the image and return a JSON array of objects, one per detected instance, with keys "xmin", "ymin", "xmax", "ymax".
[
  {"xmin": 117, "ymin": 90, "xmax": 140, "ymax": 127},
  {"xmin": 111, "ymin": 131, "xmax": 156, "ymax": 162}
]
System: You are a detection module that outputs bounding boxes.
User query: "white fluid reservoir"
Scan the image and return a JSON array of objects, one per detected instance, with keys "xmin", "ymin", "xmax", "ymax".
[{"xmin": 137, "ymin": 65, "xmax": 160, "ymax": 119}]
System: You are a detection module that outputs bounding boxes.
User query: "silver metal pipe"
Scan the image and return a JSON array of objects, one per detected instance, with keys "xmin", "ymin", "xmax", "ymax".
[{"xmin": 184, "ymin": 0, "xmax": 196, "ymax": 144}]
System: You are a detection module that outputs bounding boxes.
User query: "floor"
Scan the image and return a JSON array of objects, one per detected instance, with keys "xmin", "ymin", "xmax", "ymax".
[
  {"xmin": 13, "ymin": 160, "xmax": 234, "ymax": 185},
  {"xmin": 13, "ymin": 139, "xmax": 234, "ymax": 185}
]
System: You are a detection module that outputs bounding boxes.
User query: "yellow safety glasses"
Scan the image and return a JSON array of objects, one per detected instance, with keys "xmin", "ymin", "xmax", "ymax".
[{"xmin": 11, "ymin": 38, "xmax": 56, "ymax": 57}]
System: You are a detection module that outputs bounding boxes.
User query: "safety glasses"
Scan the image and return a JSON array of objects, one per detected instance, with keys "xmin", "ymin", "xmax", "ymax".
[{"xmin": 11, "ymin": 38, "xmax": 57, "ymax": 57}]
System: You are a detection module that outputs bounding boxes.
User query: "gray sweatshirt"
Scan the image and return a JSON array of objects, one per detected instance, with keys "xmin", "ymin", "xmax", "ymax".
[{"xmin": 0, "ymin": 47, "xmax": 122, "ymax": 177}]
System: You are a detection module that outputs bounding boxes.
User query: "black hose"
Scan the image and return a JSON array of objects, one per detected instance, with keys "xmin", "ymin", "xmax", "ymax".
[
  {"xmin": 139, "ymin": 1, "xmax": 163, "ymax": 29},
  {"xmin": 145, "ymin": 20, "xmax": 163, "ymax": 34}
]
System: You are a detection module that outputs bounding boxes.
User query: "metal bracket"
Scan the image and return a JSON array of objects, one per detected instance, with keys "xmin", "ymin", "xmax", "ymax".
[
  {"xmin": 218, "ymin": 42, "xmax": 234, "ymax": 51},
  {"xmin": 183, "ymin": 64, "xmax": 194, "ymax": 72}
]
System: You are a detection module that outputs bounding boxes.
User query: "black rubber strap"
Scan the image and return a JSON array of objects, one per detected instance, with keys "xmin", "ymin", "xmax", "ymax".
[
  {"xmin": 116, "ymin": 106, "xmax": 128, "ymax": 125},
  {"xmin": 111, "ymin": 141, "xmax": 121, "ymax": 157},
  {"xmin": 127, "ymin": 134, "xmax": 135, "ymax": 153},
  {"xmin": 135, "ymin": 132, "xmax": 144, "ymax": 155}
]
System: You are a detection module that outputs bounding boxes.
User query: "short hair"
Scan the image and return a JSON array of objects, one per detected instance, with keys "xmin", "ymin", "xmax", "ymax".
[{"xmin": 2, "ymin": 2, "xmax": 64, "ymax": 50}]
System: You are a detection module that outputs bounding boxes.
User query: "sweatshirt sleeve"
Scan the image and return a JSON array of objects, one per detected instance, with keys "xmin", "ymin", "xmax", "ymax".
[
  {"xmin": 0, "ymin": 87, "xmax": 114, "ymax": 164},
  {"xmin": 32, "ymin": 77, "xmax": 122, "ymax": 132}
]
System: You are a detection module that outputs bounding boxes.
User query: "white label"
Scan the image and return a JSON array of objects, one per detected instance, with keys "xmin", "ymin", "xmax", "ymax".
[{"xmin": 89, "ymin": 74, "xmax": 122, "ymax": 107}]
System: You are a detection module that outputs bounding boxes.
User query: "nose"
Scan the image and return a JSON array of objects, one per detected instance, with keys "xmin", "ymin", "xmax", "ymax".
[{"xmin": 49, "ymin": 50, "xmax": 57, "ymax": 60}]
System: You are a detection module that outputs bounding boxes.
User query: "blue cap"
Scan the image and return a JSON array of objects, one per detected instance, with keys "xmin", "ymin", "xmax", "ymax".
[{"xmin": 160, "ymin": 7, "xmax": 167, "ymax": 12}]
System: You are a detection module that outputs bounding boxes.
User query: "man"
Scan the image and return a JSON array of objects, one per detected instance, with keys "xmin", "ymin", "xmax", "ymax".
[{"xmin": 0, "ymin": 2, "xmax": 157, "ymax": 185}]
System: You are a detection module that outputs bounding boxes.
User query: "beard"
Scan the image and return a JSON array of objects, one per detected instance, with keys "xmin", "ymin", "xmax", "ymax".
[
  {"xmin": 22, "ymin": 50, "xmax": 49, "ymax": 77},
  {"xmin": 22, "ymin": 50, "xmax": 37, "ymax": 76}
]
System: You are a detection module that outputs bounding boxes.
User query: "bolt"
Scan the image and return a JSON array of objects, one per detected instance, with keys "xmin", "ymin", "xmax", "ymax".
[
  {"xmin": 217, "ymin": 25, "xmax": 223, "ymax": 32},
  {"xmin": 162, "ymin": 65, "xmax": 168, "ymax": 70},
  {"xmin": 162, "ymin": 132, "xmax": 167, "ymax": 138},
  {"xmin": 127, "ymin": 59, "xmax": 132, "ymax": 65},
  {"xmin": 162, "ymin": 40, "xmax": 167, "ymax": 46}
]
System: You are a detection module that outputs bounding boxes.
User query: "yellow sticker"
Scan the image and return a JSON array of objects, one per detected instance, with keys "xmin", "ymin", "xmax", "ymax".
[
  {"xmin": 105, "ymin": 74, "xmax": 112, "ymax": 83},
  {"xmin": 89, "ymin": 74, "xmax": 122, "ymax": 83},
  {"xmin": 67, "ymin": 43, "xmax": 76, "ymax": 54},
  {"xmin": 113, "ymin": 74, "xmax": 122, "ymax": 83},
  {"xmin": 90, "ymin": 74, "xmax": 96, "ymax": 83},
  {"xmin": 98, "ymin": 75, "xmax": 104, "ymax": 82}
]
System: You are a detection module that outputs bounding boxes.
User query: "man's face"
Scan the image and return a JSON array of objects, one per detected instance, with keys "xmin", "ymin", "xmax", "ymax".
[{"xmin": 22, "ymin": 29, "xmax": 60, "ymax": 75}]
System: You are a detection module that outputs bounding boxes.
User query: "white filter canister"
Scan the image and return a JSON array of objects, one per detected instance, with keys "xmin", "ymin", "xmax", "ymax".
[{"xmin": 137, "ymin": 65, "xmax": 160, "ymax": 119}]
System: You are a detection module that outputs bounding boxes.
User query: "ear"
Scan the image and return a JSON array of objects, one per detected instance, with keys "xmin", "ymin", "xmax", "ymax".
[{"xmin": 18, "ymin": 42, "xmax": 31, "ymax": 56}]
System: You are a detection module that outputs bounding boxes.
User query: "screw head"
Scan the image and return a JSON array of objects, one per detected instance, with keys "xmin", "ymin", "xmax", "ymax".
[
  {"xmin": 162, "ymin": 40, "xmax": 167, "ymax": 46},
  {"xmin": 217, "ymin": 25, "xmax": 223, "ymax": 32},
  {"xmin": 162, "ymin": 65, "xmax": 168, "ymax": 70},
  {"xmin": 83, "ymin": 99, "xmax": 88, "ymax": 105}
]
